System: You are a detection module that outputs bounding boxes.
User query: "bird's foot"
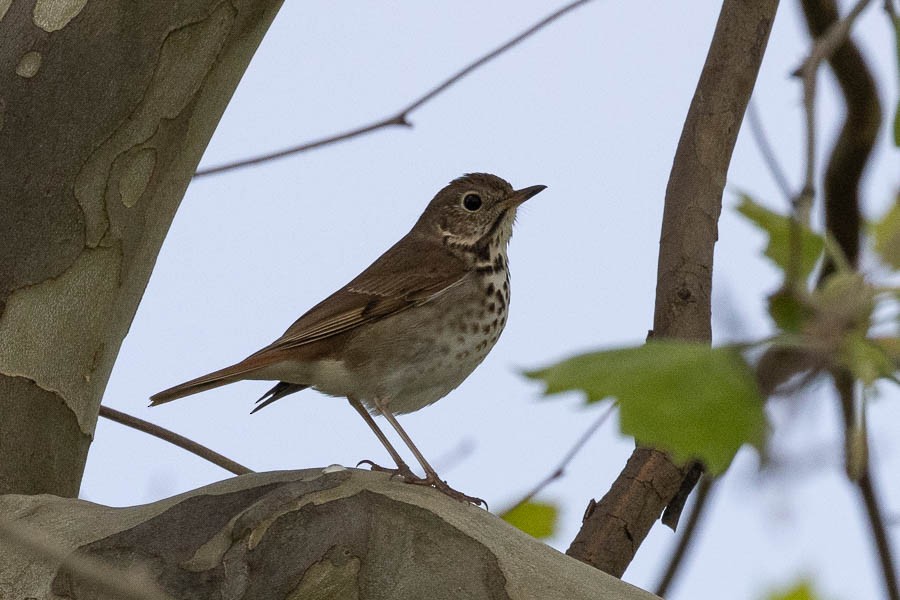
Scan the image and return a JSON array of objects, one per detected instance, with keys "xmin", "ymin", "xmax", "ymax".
[
  {"xmin": 357, "ymin": 460, "xmax": 486, "ymax": 507},
  {"xmin": 427, "ymin": 477, "xmax": 487, "ymax": 508},
  {"xmin": 357, "ymin": 459, "xmax": 420, "ymax": 482}
]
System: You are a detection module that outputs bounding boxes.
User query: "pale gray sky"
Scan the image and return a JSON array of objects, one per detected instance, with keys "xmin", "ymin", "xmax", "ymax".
[{"xmin": 85, "ymin": 2, "xmax": 899, "ymax": 598}]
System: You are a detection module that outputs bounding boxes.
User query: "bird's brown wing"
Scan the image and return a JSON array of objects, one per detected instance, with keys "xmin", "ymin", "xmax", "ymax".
[
  {"xmin": 258, "ymin": 232, "xmax": 470, "ymax": 353},
  {"xmin": 150, "ymin": 233, "xmax": 468, "ymax": 406}
]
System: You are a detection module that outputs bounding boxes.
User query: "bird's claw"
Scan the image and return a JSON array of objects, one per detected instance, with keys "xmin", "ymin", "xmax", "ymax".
[
  {"xmin": 356, "ymin": 460, "xmax": 486, "ymax": 507},
  {"xmin": 356, "ymin": 459, "xmax": 420, "ymax": 482}
]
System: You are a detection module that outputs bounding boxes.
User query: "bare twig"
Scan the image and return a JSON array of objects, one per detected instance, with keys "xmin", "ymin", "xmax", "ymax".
[
  {"xmin": 193, "ymin": 0, "xmax": 595, "ymax": 178},
  {"xmin": 746, "ymin": 100, "xmax": 793, "ymax": 202},
  {"xmin": 654, "ymin": 477, "xmax": 715, "ymax": 598},
  {"xmin": 499, "ymin": 402, "xmax": 617, "ymax": 517},
  {"xmin": 833, "ymin": 372, "xmax": 899, "ymax": 600},
  {"xmin": 859, "ymin": 472, "xmax": 900, "ymax": 600},
  {"xmin": 795, "ymin": 0, "xmax": 875, "ymax": 223},
  {"xmin": 0, "ymin": 518, "xmax": 174, "ymax": 600},
  {"xmin": 99, "ymin": 406, "xmax": 253, "ymax": 476}
]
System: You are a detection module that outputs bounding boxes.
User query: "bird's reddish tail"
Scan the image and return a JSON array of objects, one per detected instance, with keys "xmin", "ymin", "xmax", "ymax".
[{"xmin": 149, "ymin": 361, "xmax": 261, "ymax": 405}]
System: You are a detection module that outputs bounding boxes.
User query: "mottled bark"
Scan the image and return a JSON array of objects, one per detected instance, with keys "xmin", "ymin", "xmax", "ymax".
[
  {"xmin": 1, "ymin": 469, "xmax": 659, "ymax": 600},
  {"xmin": 0, "ymin": 0, "xmax": 283, "ymax": 495}
]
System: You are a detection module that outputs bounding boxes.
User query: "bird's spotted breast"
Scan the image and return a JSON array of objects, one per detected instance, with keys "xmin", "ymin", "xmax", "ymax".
[
  {"xmin": 333, "ymin": 267, "xmax": 512, "ymax": 415},
  {"xmin": 461, "ymin": 269, "xmax": 509, "ymax": 359}
]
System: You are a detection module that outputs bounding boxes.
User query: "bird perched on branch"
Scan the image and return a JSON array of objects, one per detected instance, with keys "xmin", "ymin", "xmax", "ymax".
[{"xmin": 151, "ymin": 173, "xmax": 546, "ymax": 504}]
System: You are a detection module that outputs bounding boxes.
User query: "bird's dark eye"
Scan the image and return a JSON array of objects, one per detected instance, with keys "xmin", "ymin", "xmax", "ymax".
[{"xmin": 462, "ymin": 193, "xmax": 482, "ymax": 211}]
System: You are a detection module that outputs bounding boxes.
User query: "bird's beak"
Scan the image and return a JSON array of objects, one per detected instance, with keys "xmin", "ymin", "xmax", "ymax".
[{"xmin": 508, "ymin": 184, "xmax": 547, "ymax": 206}]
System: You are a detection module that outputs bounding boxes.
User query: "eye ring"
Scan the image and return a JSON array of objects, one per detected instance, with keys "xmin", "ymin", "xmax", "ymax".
[{"xmin": 462, "ymin": 193, "xmax": 483, "ymax": 211}]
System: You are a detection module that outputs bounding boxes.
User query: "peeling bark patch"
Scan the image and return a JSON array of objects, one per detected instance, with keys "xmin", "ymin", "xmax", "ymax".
[
  {"xmin": 50, "ymin": 481, "xmax": 289, "ymax": 599},
  {"xmin": 0, "ymin": 374, "xmax": 90, "ymax": 496},
  {"xmin": 15, "ymin": 51, "xmax": 42, "ymax": 78},
  {"xmin": 33, "ymin": 0, "xmax": 88, "ymax": 32},
  {"xmin": 118, "ymin": 147, "xmax": 156, "ymax": 207},
  {"xmin": 52, "ymin": 484, "xmax": 510, "ymax": 600},
  {"xmin": 73, "ymin": 4, "xmax": 235, "ymax": 246},
  {"xmin": 242, "ymin": 492, "xmax": 510, "ymax": 600},
  {"xmin": 0, "ymin": 0, "xmax": 10, "ymax": 22},
  {"xmin": 0, "ymin": 247, "xmax": 122, "ymax": 435},
  {"xmin": 287, "ymin": 548, "xmax": 361, "ymax": 600}
]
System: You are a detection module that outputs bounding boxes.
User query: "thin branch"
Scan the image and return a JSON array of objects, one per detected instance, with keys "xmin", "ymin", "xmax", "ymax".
[
  {"xmin": 0, "ymin": 518, "xmax": 175, "ymax": 600},
  {"xmin": 859, "ymin": 473, "xmax": 900, "ymax": 600},
  {"xmin": 99, "ymin": 406, "xmax": 253, "ymax": 476},
  {"xmin": 834, "ymin": 372, "xmax": 899, "ymax": 600},
  {"xmin": 499, "ymin": 402, "xmax": 617, "ymax": 517},
  {"xmin": 797, "ymin": 0, "xmax": 892, "ymax": 591},
  {"xmin": 654, "ymin": 477, "xmax": 715, "ymax": 598},
  {"xmin": 746, "ymin": 100, "xmax": 793, "ymax": 202},
  {"xmin": 193, "ymin": 0, "xmax": 595, "ymax": 178},
  {"xmin": 795, "ymin": 0, "xmax": 875, "ymax": 224}
]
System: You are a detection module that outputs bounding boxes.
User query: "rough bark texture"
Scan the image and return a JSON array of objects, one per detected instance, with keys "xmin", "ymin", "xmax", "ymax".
[
  {"xmin": 566, "ymin": 0, "xmax": 780, "ymax": 576},
  {"xmin": 0, "ymin": 469, "xmax": 659, "ymax": 600},
  {"xmin": 0, "ymin": 0, "xmax": 283, "ymax": 496}
]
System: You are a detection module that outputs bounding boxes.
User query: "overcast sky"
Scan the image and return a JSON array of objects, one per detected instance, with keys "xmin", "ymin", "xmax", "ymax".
[{"xmin": 85, "ymin": 2, "xmax": 899, "ymax": 598}]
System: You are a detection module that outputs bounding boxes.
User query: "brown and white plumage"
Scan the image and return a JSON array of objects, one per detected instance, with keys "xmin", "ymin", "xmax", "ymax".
[{"xmin": 150, "ymin": 173, "xmax": 545, "ymax": 503}]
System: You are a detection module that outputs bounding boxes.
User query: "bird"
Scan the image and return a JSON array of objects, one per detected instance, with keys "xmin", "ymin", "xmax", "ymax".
[{"xmin": 150, "ymin": 173, "xmax": 546, "ymax": 504}]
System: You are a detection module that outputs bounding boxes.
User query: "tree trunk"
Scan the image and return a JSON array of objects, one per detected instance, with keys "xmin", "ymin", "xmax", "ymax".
[{"xmin": 0, "ymin": 0, "xmax": 283, "ymax": 496}]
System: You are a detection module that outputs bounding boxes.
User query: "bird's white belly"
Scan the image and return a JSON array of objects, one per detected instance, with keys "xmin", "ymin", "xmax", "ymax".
[{"xmin": 255, "ymin": 271, "xmax": 510, "ymax": 415}]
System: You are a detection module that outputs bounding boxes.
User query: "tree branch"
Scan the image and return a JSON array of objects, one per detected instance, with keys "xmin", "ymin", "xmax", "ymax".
[
  {"xmin": 0, "ymin": 518, "xmax": 174, "ymax": 600},
  {"xmin": 654, "ymin": 477, "xmax": 715, "ymax": 598},
  {"xmin": 795, "ymin": 0, "xmax": 875, "ymax": 225},
  {"xmin": 801, "ymin": 0, "xmax": 880, "ymax": 275},
  {"xmin": 566, "ymin": 0, "xmax": 780, "ymax": 577},
  {"xmin": 3, "ymin": 470, "xmax": 659, "ymax": 600},
  {"xmin": 798, "ymin": 0, "xmax": 894, "ymax": 595},
  {"xmin": 99, "ymin": 406, "xmax": 253, "ymax": 476},
  {"xmin": 194, "ymin": 0, "xmax": 596, "ymax": 178},
  {"xmin": 833, "ymin": 372, "xmax": 899, "ymax": 600},
  {"xmin": 746, "ymin": 100, "xmax": 794, "ymax": 202}
]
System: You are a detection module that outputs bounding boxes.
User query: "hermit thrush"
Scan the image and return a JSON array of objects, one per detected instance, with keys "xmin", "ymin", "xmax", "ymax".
[{"xmin": 151, "ymin": 173, "xmax": 545, "ymax": 504}]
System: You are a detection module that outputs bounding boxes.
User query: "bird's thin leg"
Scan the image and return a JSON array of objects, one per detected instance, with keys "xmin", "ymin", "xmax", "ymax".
[
  {"xmin": 373, "ymin": 396, "xmax": 485, "ymax": 506},
  {"xmin": 347, "ymin": 396, "xmax": 419, "ymax": 481}
]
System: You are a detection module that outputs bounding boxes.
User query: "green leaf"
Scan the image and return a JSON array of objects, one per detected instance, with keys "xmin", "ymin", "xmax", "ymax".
[
  {"xmin": 526, "ymin": 341, "xmax": 766, "ymax": 474},
  {"xmin": 764, "ymin": 579, "xmax": 821, "ymax": 600},
  {"xmin": 840, "ymin": 332, "xmax": 896, "ymax": 386},
  {"xmin": 737, "ymin": 195, "xmax": 825, "ymax": 280},
  {"xmin": 501, "ymin": 501, "xmax": 558, "ymax": 539},
  {"xmin": 768, "ymin": 286, "xmax": 813, "ymax": 333},
  {"xmin": 873, "ymin": 337, "xmax": 900, "ymax": 370},
  {"xmin": 872, "ymin": 196, "xmax": 900, "ymax": 269}
]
